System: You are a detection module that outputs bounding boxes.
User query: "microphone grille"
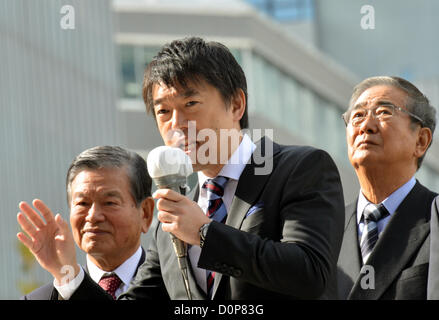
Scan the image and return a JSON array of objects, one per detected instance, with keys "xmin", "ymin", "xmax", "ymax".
[{"xmin": 146, "ymin": 146, "xmax": 193, "ymax": 178}]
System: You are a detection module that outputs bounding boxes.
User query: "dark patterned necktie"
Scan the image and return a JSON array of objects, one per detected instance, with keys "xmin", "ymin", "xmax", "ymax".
[
  {"xmin": 360, "ymin": 203, "xmax": 389, "ymax": 264},
  {"xmin": 98, "ymin": 273, "xmax": 122, "ymax": 300},
  {"xmin": 202, "ymin": 176, "xmax": 229, "ymax": 298}
]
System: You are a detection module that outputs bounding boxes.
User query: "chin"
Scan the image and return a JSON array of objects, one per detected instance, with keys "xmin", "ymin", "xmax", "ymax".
[
  {"xmin": 82, "ymin": 240, "xmax": 107, "ymax": 254},
  {"xmin": 352, "ymin": 153, "xmax": 381, "ymax": 168},
  {"xmin": 191, "ymin": 162, "xmax": 203, "ymax": 173}
]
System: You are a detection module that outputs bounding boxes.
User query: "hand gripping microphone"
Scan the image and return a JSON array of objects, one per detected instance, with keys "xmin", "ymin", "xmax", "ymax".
[{"xmin": 147, "ymin": 146, "xmax": 193, "ymax": 300}]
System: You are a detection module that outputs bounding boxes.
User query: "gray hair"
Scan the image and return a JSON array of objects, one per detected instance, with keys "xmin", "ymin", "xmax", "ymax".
[
  {"xmin": 348, "ymin": 76, "xmax": 437, "ymax": 169},
  {"xmin": 66, "ymin": 146, "xmax": 152, "ymax": 207}
]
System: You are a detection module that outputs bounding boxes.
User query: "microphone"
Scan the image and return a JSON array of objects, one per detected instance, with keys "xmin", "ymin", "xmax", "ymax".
[{"xmin": 146, "ymin": 146, "xmax": 193, "ymax": 300}]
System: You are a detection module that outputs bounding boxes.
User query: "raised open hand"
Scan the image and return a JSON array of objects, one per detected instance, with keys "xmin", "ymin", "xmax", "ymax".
[{"xmin": 17, "ymin": 199, "xmax": 79, "ymax": 283}]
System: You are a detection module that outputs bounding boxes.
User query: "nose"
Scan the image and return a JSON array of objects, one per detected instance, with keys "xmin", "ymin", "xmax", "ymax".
[
  {"xmin": 85, "ymin": 203, "xmax": 105, "ymax": 223},
  {"xmin": 358, "ymin": 113, "xmax": 379, "ymax": 135},
  {"xmin": 171, "ymin": 109, "xmax": 187, "ymax": 131}
]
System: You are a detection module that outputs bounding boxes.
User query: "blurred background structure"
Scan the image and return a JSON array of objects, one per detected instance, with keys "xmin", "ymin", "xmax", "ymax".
[{"xmin": 1, "ymin": 0, "xmax": 438, "ymax": 298}]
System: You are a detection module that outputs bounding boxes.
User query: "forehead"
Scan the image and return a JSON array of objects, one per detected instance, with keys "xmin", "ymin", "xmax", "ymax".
[
  {"xmin": 70, "ymin": 167, "xmax": 130, "ymax": 195},
  {"xmin": 152, "ymin": 78, "xmax": 214, "ymax": 104},
  {"xmin": 353, "ymin": 85, "xmax": 408, "ymax": 109}
]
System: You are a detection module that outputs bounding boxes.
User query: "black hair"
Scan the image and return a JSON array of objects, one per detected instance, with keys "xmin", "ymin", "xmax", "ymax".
[{"xmin": 143, "ymin": 37, "xmax": 248, "ymax": 129}]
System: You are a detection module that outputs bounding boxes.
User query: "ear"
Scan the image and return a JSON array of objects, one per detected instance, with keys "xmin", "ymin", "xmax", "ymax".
[
  {"xmin": 414, "ymin": 127, "xmax": 432, "ymax": 159},
  {"xmin": 139, "ymin": 197, "xmax": 155, "ymax": 233},
  {"xmin": 230, "ymin": 89, "xmax": 246, "ymax": 125}
]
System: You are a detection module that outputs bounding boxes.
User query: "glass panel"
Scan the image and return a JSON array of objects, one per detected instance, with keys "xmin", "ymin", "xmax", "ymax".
[
  {"xmin": 143, "ymin": 46, "xmax": 161, "ymax": 69},
  {"xmin": 283, "ymin": 76, "xmax": 300, "ymax": 135},
  {"xmin": 230, "ymin": 49, "xmax": 242, "ymax": 66},
  {"xmin": 244, "ymin": 0, "xmax": 314, "ymax": 21},
  {"xmin": 119, "ymin": 45, "xmax": 138, "ymax": 98},
  {"xmin": 299, "ymin": 86, "xmax": 315, "ymax": 145}
]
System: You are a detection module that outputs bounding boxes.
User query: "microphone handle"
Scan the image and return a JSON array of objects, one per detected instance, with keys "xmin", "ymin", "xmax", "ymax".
[
  {"xmin": 156, "ymin": 177, "xmax": 192, "ymax": 300},
  {"xmin": 157, "ymin": 181, "xmax": 188, "ymax": 258}
]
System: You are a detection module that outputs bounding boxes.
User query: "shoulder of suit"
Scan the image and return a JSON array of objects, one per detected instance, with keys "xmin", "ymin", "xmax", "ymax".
[
  {"xmin": 22, "ymin": 282, "xmax": 56, "ymax": 300},
  {"xmin": 405, "ymin": 180, "xmax": 438, "ymax": 209},
  {"xmin": 414, "ymin": 180, "xmax": 438, "ymax": 197},
  {"xmin": 275, "ymin": 144, "xmax": 330, "ymax": 159}
]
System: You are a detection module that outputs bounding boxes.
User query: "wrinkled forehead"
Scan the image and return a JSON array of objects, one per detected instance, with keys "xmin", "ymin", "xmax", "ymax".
[{"xmin": 349, "ymin": 85, "xmax": 408, "ymax": 112}]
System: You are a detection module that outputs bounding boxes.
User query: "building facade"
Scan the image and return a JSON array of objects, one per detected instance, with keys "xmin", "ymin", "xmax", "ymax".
[{"xmin": 0, "ymin": 0, "xmax": 121, "ymax": 298}]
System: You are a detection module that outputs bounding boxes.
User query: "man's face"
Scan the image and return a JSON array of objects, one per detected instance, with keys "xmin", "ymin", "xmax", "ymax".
[
  {"xmin": 152, "ymin": 79, "xmax": 243, "ymax": 173},
  {"xmin": 346, "ymin": 85, "xmax": 421, "ymax": 171},
  {"xmin": 69, "ymin": 167, "xmax": 151, "ymax": 266}
]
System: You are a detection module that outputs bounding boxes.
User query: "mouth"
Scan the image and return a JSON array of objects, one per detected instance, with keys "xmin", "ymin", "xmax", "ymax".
[
  {"xmin": 82, "ymin": 228, "xmax": 109, "ymax": 236},
  {"xmin": 183, "ymin": 142, "xmax": 198, "ymax": 153},
  {"xmin": 357, "ymin": 139, "xmax": 378, "ymax": 147},
  {"xmin": 174, "ymin": 140, "xmax": 198, "ymax": 154}
]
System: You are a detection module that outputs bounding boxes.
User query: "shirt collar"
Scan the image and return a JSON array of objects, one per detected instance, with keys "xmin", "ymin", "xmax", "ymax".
[
  {"xmin": 198, "ymin": 133, "xmax": 256, "ymax": 185},
  {"xmin": 357, "ymin": 176, "xmax": 416, "ymax": 224},
  {"xmin": 86, "ymin": 246, "xmax": 142, "ymax": 286}
]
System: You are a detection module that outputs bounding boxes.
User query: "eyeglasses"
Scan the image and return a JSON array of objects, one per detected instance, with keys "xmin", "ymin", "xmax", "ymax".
[{"xmin": 342, "ymin": 103, "xmax": 425, "ymax": 127}]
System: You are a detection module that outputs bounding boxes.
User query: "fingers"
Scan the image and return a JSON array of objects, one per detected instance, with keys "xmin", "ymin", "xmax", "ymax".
[
  {"xmin": 17, "ymin": 212, "xmax": 40, "ymax": 253},
  {"xmin": 54, "ymin": 213, "xmax": 71, "ymax": 241},
  {"xmin": 17, "ymin": 211, "xmax": 37, "ymax": 241},
  {"xmin": 153, "ymin": 189, "xmax": 185, "ymax": 202},
  {"xmin": 17, "ymin": 199, "xmax": 59, "ymax": 252},
  {"xmin": 33, "ymin": 199, "xmax": 55, "ymax": 225},
  {"xmin": 156, "ymin": 196, "xmax": 180, "ymax": 213},
  {"xmin": 16, "ymin": 230, "xmax": 33, "ymax": 251},
  {"xmin": 18, "ymin": 201, "xmax": 46, "ymax": 230},
  {"xmin": 157, "ymin": 210, "xmax": 176, "ymax": 224}
]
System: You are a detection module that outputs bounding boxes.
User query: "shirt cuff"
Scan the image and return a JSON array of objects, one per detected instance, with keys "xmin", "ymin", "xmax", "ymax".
[{"xmin": 53, "ymin": 265, "xmax": 85, "ymax": 300}]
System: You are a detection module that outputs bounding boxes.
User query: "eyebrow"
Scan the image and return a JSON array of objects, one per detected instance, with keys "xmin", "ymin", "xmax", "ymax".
[
  {"xmin": 153, "ymin": 88, "xmax": 200, "ymax": 107},
  {"xmin": 73, "ymin": 191, "xmax": 123, "ymax": 199},
  {"xmin": 102, "ymin": 191, "xmax": 123, "ymax": 199},
  {"xmin": 353, "ymin": 100, "xmax": 397, "ymax": 110}
]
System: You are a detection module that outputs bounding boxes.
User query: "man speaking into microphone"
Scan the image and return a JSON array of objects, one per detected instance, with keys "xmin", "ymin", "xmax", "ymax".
[
  {"xmin": 118, "ymin": 36, "xmax": 345, "ymax": 300},
  {"xmin": 18, "ymin": 37, "xmax": 345, "ymax": 300}
]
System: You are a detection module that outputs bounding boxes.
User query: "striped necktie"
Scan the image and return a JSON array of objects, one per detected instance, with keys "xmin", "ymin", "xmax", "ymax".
[
  {"xmin": 360, "ymin": 203, "xmax": 389, "ymax": 264},
  {"xmin": 202, "ymin": 176, "xmax": 229, "ymax": 298}
]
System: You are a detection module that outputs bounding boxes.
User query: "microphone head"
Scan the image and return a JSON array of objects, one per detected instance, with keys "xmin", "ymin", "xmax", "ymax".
[{"xmin": 146, "ymin": 146, "xmax": 193, "ymax": 179}]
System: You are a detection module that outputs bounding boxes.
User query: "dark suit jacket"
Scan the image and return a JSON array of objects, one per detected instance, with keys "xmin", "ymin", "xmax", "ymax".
[
  {"xmin": 21, "ymin": 247, "xmax": 146, "ymax": 300},
  {"xmin": 427, "ymin": 196, "xmax": 439, "ymax": 299},
  {"xmin": 337, "ymin": 182, "xmax": 438, "ymax": 300},
  {"xmin": 72, "ymin": 137, "xmax": 345, "ymax": 300}
]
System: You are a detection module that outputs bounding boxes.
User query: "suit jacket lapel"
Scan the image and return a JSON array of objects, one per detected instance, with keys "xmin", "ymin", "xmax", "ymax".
[
  {"xmin": 225, "ymin": 136, "xmax": 280, "ymax": 229},
  {"xmin": 132, "ymin": 247, "xmax": 146, "ymax": 279},
  {"xmin": 348, "ymin": 182, "xmax": 432, "ymax": 299},
  {"xmin": 337, "ymin": 202, "xmax": 362, "ymax": 299},
  {"xmin": 185, "ymin": 183, "xmax": 209, "ymax": 299},
  {"xmin": 212, "ymin": 137, "xmax": 280, "ymax": 298}
]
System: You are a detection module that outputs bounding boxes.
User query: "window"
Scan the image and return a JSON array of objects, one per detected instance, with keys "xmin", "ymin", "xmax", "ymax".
[{"xmin": 245, "ymin": 0, "xmax": 314, "ymax": 22}]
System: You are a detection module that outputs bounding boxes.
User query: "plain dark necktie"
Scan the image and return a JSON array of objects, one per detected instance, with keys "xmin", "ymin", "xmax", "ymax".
[
  {"xmin": 202, "ymin": 176, "xmax": 229, "ymax": 298},
  {"xmin": 360, "ymin": 203, "xmax": 389, "ymax": 264}
]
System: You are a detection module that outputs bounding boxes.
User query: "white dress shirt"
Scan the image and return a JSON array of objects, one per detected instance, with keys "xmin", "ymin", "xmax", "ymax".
[
  {"xmin": 188, "ymin": 133, "xmax": 256, "ymax": 293},
  {"xmin": 54, "ymin": 246, "xmax": 143, "ymax": 299},
  {"xmin": 356, "ymin": 176, "xmax": 416, "ymax": 242}
]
